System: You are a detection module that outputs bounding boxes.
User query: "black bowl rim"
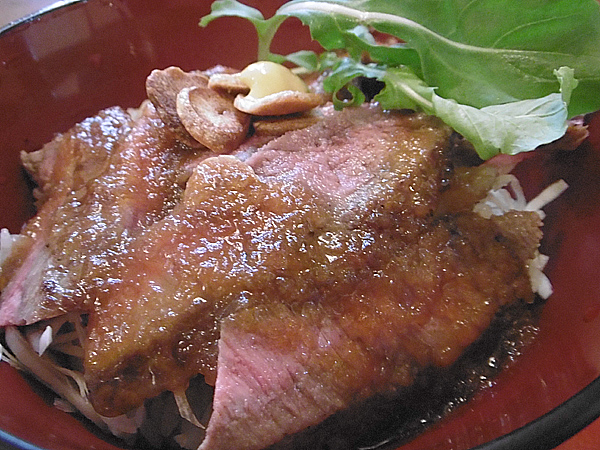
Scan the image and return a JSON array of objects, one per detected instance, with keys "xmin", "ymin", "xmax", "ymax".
[
  {"xmin": 470, "ymin": 375, "xmax": 600, "ymax": 450},
  {"xmin": 0, "ymin": 0, "xmax": 85, "ymax": 35},
  {"xmin": 1, "ymin": 1, "xmax": 600, "ymax": 450}
]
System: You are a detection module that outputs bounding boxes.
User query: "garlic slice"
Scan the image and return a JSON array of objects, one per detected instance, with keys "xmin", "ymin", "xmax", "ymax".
[
  {"xmin": 176, "ymin": 86, "xmax": 250, "ymax": 154},
  {"xmin": 210, "ymin": 61, "xmax": 325, "ymax": 116}
]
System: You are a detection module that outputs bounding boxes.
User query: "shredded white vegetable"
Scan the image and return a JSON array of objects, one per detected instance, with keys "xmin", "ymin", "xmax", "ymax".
[
  {"xmin": 1, "ymin": 317, "xmax": 145, "ymax": 440},
  {"xmin": 4, "ymin": 326, "xmax": 110, "ymax": 431},
  {"xmin": 174, "ymin": 390, "xmax": 205, "ymax": 430},
  {"xmin": 0, "ymin": 312, "xmax": 207, "ymax": 448},
  {"xmin": 34, "ymin": 325, "xmax": 53, "ymax": 356},
  {"xmin": 528, "ymin": 253, "xmax": 553, "ymax": 300},
  {"xmin": 473, "ymin": 174, "xmax": 527, "ymax": 218},
  {"xmin": 474, "ymin": 177, "xmax": 567, "ymax": 299},
  {"xmin": 525, "ymin": 179, "xmax": 569, "ymax": 217},
  {"xmin": 0, "ymin": 341, "xmax": 25, "ymax": 370},
  {"xmin": 0, "ymin": 228, "xmax": 25, "ymax": 266}
]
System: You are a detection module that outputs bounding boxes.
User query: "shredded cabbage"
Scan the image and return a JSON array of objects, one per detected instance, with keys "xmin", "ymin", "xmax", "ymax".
[
  {"xmin": 473, "ymin": 177, "xmax": 568, "ymax": 299},
  {"xmin": 0, "ymin": 228, "xmax": 26, "ymax": 266},
  {"xmin": 1, "ymin": 313, "xmax": 208, "ymax": 449}
]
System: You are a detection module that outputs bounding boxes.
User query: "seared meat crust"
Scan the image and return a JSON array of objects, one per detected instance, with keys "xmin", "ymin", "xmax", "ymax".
[
  {"xmin": 0, "ymin": 103, "xmax": 196, "ymax": 326},
  {"xmin": 0, "ymin": 96, "xmax": 543, "ymax": 450},
  {"xmin": 82, "ymin": 106, "xmax": 541, "ymax": 447}
]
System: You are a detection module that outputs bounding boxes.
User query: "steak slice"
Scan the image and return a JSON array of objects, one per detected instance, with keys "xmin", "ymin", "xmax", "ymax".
[
  {"xmin": 245, "ymin": 104, "xmax": 450, "ymax": 229},
  {"xmin": 84, "ymin": 107, "xmax": 453, "ymax": 416},
  {"xmin": 201, "ymin": 211, "xmax": 541, "ymax": 450},
  {"xmin": 20, "ymin": 107, "xmax": 127, "ymax": 206},
  {"xmin": 0, "ymin": 107, "xmax": 132, "ymax": 325},
  {"xmin": 77, "ymin": 104, "xmax": 542, "ymax": 450},
  {"xmin": 0, "ymin": 103, "xmax": 194, "ymax": 326}
]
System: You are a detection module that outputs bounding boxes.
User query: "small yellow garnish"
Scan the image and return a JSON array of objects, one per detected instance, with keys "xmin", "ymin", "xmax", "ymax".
[
  {"xmin": 239, "ymin": 61, "xmax": 309, "ymax": 98},
  {"xmin": 209, "ymin": 61, "xmax": 324, "ymax": 116}
]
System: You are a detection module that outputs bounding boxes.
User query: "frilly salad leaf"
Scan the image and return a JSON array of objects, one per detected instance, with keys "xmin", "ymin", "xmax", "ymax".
[{"xmin": 201, "ymin": 0, "xmax": 600, "ymax": 159}]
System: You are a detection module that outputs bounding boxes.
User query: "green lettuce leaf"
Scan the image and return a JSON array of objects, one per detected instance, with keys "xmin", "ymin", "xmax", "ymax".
[
  {"xmin": 277, "ymin": 0, "xmax": 600, "ymax": 117},
  {"xmin": 332, "ymin": 61, "xmax": 574, "ymax": 158},
  {"xmin": 201, "ymin": 0, "xmax": 600, "ymax": 159},
  {"xmin": 432, "ymin": 67, "xmax": 576, "ymax": 160}
]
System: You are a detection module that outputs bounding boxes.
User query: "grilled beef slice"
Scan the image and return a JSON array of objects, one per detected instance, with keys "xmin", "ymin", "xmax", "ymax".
[
  {"xmin": 244, "ymin": 104, "xmax": 447, "ymax": 230},
  {"xmin": 84, "ymin": 106, "xmax": 453, "ymax": 415},
  {"xmin": 1, "ymin": 98, "xmax": 542, "ymax": 450},
  {"xmin": 0, "ymin": 103, "xmax": 195, "ymax": 326},
  {"xmin": 83, "ymin": 104, "xmax": 542, "ymax": 450},
  {"xmin": 200, "ymin": 209, "xmax": 541, "ymax": 450}
]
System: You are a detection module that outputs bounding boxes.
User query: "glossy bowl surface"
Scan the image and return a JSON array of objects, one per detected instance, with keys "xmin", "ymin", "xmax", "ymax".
[{"xmin": 1, "ymin": 1, "xmax": 600, "ymax": 449}]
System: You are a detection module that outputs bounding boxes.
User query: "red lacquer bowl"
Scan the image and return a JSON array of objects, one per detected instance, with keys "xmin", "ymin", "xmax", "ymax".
[{"xmin": 1, "ymin": 1, "xmax": 600, "ymax": 449}]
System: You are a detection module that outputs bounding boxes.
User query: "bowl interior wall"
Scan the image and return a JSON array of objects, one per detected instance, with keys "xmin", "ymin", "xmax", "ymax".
[{"xmin": 1, "ymin": 1, "xmax": 600, "ymax": 449}]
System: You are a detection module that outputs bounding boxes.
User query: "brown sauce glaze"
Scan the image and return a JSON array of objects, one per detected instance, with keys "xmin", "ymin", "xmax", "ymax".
[{"xmin": 85, "ymin": 108, "xmax": 456, "ymax": 416}]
